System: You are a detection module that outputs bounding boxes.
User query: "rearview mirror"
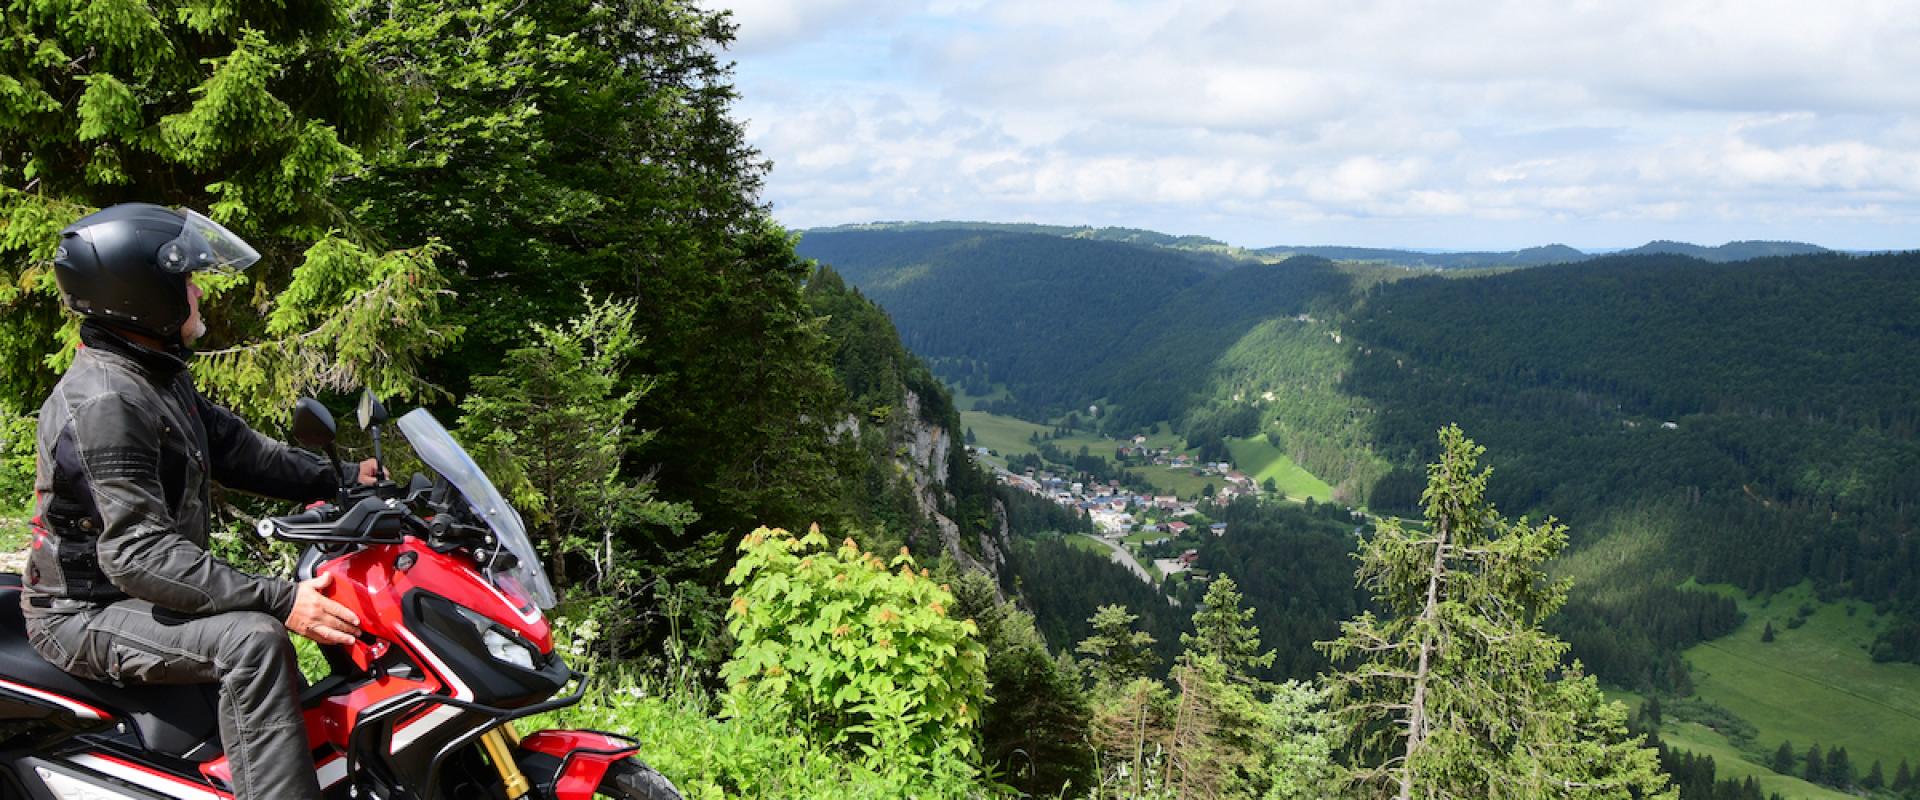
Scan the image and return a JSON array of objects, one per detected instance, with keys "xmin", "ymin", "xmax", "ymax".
[
  {"xmin": 291, "ymin": 398, "xmax": 337, "ymax": 449},
  {"xmin": 356, "ymin": 389, "xmax": 388, "ymax": 430}
]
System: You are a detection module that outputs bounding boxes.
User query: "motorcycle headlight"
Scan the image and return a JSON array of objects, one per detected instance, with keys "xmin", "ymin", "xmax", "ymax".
[
  {"xmin": 455, "ymin": 605, "xmax": 540, "ymax": 671},
  {"xmin": 482, "ymin": 628, "xmax": 537, "ymax": 671}
]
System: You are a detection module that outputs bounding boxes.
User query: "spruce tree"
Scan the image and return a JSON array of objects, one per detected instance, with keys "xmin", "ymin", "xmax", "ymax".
[
  {"xmin": 1181, "ymin": 573, "xmax": 1277, "ymax": 680},
  {"xmin": 1804, "ymin": 743, "xmax": 1824, "ymax": 785},
  {"xmin": 1863, "ymin": 759, "xmax": 1884, "ymax": 791},
  {"xmin": 1166, "ymin": 573, "xmax": 1335, "ymax": 798},
  {"xmin": 1320, "ymin": 425, "xmax": 1673, "ymax": 799},
  {"xmin": 1077, "ymin": 604, "xmax": 1159, "ymax": 688},
  {"xmin": 1771, "ymin": 741, "xmax": 1795, "ymax": 775},
  {"xmin": 1827, "ymin": 746, "xmax": 1851, "ymax": 788},
  {"xmin": 1892, "ymin": 758, "xmax": 1911, "ymax": 791},
  {"xmin": 946, "ymin": 573, "xmax": 1096, "ymax": 798},
  {"xmin": 347, "ymin": 0, "xmax": 850, "ymax": 559},
  {"xmin": 1761, "ymin": 621, "xmax": 1776, "ymax": 642},
  {"xmin": 0, "ymin": 0, "xmax": 456, "ymax": 419}
]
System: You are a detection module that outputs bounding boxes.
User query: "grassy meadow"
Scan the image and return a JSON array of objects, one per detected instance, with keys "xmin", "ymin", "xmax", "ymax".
[
  {"xmin": 1223, "ymin": 436, "xmax": 1336, "ymax": 503},
  {"xmin": 1682, "ymin": 581, "xmax": 1920, "ymax": 778}
]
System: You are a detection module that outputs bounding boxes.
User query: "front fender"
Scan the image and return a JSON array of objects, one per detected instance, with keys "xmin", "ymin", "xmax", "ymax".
[{"xmin": 516, "ymin": 729, "xmax": 640, "ymax": 800}]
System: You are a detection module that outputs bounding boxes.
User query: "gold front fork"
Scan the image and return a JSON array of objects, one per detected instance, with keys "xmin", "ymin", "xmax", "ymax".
[{"xmin": 482, "ymin": 723, "xmax": 531, "ymax": 800}]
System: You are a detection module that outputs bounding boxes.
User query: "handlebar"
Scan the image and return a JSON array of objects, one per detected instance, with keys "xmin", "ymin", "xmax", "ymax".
[{"xmin": 257, "ymin": 496, "xmax": 421, "ymax": 544}]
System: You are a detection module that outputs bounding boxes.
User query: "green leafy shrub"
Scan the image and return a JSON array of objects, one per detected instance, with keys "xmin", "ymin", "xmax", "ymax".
[
  {"xmin": 720, "ymin": 526, "xmax": 987, "ymax": 782},
  {"xmin": 0, "ymin": 408, "xmax": 33, "ymax": 516},
  {"xmin": 541, "ymin": 671, "xmax": 994, "ymax": 799}
]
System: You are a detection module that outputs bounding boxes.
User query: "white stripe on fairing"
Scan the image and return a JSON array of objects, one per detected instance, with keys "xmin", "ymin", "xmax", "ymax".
[
  {"xmin": 387, "ymin": 624, "xmax": 475, "ymax": 755},
  {"xmin": 395, "ymin": 625, "xmax": 472, "ymax": 700},
  {"xmin": 38, "ymin": 767, "xmax": 142, "ymax": 800},
  {"xmin": 64, "ymin": 755, "xmax": 225, "ymax": 800},
  {"xmin": 0, "ymin": 678, "xmax": 106, "ymax": 719},
  {"xmin": 388, "ymin": 703, "xmax": 465, "ymax": 755}
]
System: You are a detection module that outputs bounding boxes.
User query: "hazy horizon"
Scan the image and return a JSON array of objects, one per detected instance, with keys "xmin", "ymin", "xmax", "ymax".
[{"xmin": 796, "ymin": 217, "xmax": 1901, "ymax": 255}]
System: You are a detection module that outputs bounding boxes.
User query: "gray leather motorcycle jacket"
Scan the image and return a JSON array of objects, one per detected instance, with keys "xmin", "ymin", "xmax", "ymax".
[{"xmin": 22, "ymin": 322, "xmax": 337, "ymax": 623}]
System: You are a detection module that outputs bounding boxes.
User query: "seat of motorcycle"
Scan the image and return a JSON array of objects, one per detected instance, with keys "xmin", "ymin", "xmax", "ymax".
[{"xmin": 0, "ymin": 574, "xmax": 223, "ymax": 762}]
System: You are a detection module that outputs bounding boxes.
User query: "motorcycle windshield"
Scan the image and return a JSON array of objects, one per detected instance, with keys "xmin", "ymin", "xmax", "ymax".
[{"xmin": 394, "ymin": 409, "xmax": 557, "ymax": 610}]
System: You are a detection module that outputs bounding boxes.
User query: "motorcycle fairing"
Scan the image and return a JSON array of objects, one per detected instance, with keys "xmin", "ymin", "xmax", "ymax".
[{"xmin": 516, "ymin": 730, "xmax": 640, "ymax": 800}]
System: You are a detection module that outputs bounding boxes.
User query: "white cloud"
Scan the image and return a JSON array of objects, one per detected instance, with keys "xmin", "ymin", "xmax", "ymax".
[{"xmin": 713, "ymin": 0, "xmax": 1920, "ymax": 249}]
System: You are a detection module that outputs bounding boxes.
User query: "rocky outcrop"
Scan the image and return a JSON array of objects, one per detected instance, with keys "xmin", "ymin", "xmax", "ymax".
[{"xmin": 893, "ymin": 390, "xmax": 1010, "ymax": 589}]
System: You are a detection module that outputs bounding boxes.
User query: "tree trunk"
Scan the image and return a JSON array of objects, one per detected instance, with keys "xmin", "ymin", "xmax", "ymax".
[{"xmin": 1399, "ymin": 516, "xmax": 1449, "ymax": 800}]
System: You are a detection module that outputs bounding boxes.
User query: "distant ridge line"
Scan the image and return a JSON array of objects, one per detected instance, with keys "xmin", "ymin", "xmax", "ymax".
[{"xmin": 801, "ymin": 220, "xmax": 1853, "ymax": 269}]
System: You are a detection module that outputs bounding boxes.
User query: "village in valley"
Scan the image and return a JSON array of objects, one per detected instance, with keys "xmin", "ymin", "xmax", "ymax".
[
  {"xmin": 985, "ymin": 436, "xmax": 1264, "ymax": 587},
  {"xmin": 952, "ymin": 388, "xmax": 1355, "ymax": 591}
]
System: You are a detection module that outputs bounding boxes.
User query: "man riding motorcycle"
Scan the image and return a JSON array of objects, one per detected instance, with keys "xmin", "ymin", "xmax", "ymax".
[{"xmin": 23, "ymin": 203, "xmax": 378, "ymax": 800}]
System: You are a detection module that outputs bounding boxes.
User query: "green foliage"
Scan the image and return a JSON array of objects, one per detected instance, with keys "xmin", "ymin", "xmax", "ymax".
[
  {"xmin": 1340, "ymin": 253, "xmax": 1920, "ymax": 662},
  {"xmin": 1181, "ymin": 574, "xmax": 1276, "ymax": 680},
  {"xmin": 1087, "ymin": 675, "xmax": 1177, "ymax": 799},
  {"xmin": 0, "ymin": 0, "xmax": 457, "ymax": 419},
  {"xmin": 1185, "ymin": 499, "xmax": 1368, "ymax": 681},
  {"xmin": 1014, "ymin": 537, "xmax": 1188, "ymax": 673},
  {"xmin": 539, "ymin": 671, "xmax": 998, "ymax": 799},
  {"xmin": 1157, "ymin": 575, "xmax": 1339, "ymax": 800},
  {"xmin": 1321, "ymin": 426, "xmax": 1672, "ymax": 799},
  {"xmin": 721, "ymin": 526, "xmax": 987, "ymax": 785},
  {"xmin": 803, "ymin": 264, "xmax": 1001, "ymax": 564},
  {"xmin": 345, "ymin": 0, "xmax": 849, "ymax": 559},
  {"xmin": 1545, "ymin": 507, "xmax": 1742, "ymax": 691},
  {"xmin": 0, "ymin": 406, "xmax": 32, "ymax": 514},
  {"xmin": 1252, "ymin": 679, "xmax": 1340, "ymax": 800},
  {"xmin": 195, "ymin": 238, "xmax": 460, "ymax": 421},
  {"xmin": 948, "ymin": 572, "xmax": 1097, "ymax": 797},
  {"xmin": 457, "ymin": 296, "xmax": 694, "ymax": 612},
  {"xmin": 796, "ymin": 229, "xmax": 1217, "ymax": 419},
  {"xmin": 814, "ymin": 221, "xmax": 1920, "ymax": 681},
  {"xmin": 1078, "ymin": 605, "xmax": 1161, "ymax": 689}
]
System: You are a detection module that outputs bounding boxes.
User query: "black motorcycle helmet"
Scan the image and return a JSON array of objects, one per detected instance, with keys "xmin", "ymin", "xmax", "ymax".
[{"xmin": 52, "ymin": 203, "xmax": 260, "ymax": 339}]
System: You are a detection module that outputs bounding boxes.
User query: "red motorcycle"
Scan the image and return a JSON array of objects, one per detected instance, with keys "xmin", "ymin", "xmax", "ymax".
[{"xmin": 0, "ymin": 394, "xmax": 680, "ymax": 800}]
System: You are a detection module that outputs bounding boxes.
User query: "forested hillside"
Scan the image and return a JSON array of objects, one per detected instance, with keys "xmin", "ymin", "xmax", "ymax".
[
  {"xmin": 0, "ymin": 2, "xmax": 1045, "ymax": 796},
  {"xmin": 0, "ymin": 2, "xmax": 1874, "ymax": 796},
  {"xmin": 805, "ymin": 225, "xmax": 1920, "ymax": 798},
  {"xmin": 1342, "ymin": 252, "xmax": 1920, "ymax": 668}
]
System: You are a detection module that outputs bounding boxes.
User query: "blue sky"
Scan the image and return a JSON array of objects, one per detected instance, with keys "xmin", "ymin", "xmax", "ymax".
[{"xmin": 705, "ymin": 1, "xmax": 1920, "ymax": 251}]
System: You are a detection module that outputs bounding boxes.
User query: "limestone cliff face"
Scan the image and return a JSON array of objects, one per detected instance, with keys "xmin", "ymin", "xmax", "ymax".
[{"xmin": 893, "ymin": 389, "xmax": 1010, "ymax": 587}]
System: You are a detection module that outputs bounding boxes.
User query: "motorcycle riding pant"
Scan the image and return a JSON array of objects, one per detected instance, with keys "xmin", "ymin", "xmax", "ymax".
[{"xmin": 28, "ymin": 600, "xmax": 323, "ymax": 800}]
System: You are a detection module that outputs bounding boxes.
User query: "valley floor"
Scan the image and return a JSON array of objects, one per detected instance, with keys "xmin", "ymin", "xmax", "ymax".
[{"xmin": 1626, "ymin": 581, "xmax": 1920, "ymax": 799}]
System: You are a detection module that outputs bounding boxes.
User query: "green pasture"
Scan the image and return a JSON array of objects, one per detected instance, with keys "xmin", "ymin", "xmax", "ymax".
[
  {"xmin": 959, "ymin": 410, "xmax": 1343, "ymax": 504},
  {"xmin": 1063, "ymin": 533, "xmax": 1112, "ymax": 555},
  {"xmin": 1135, "ymin": 467, "xmax": 1222, "ymax": 500},
  {"xmin": 1223, "ymin": 436, "xmax": 1336, "ymax": 503},
  {"xmin": 1678, "ymin": 581, "xmax": 1920, "ymax": 789},
  {"xmin": 1659, "ymin": 721, "xmax": 1853, "ymax": 800},
  {"xmin": 960, "ymin": 410, "xmax": 1051, "ymax": 461}
]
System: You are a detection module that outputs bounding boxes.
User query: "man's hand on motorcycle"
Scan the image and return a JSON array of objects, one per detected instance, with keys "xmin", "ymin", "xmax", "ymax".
[
  {"xmin": 356, "ymin": 458, "xmax": 385, "ymax": 486},
  {"xmin": 287, "ymin": 572, "xmax": 361, "ymax": 646}
]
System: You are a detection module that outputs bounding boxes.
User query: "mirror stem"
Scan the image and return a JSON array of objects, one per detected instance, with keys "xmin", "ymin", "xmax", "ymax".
[{"xmin": 369, "ymin": 425, "xmax": 385, "ymax": 483}]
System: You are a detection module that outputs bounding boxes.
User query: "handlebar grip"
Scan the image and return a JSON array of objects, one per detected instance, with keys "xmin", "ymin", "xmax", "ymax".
[{"xmin": 256, "ymin": 508, "xmax": 329, "ymax": 538}]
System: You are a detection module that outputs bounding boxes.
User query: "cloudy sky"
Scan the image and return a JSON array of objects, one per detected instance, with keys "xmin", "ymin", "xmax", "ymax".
[{"xmin": 705, "ymin": 0, "xmax": 1920, "ymax": 251}]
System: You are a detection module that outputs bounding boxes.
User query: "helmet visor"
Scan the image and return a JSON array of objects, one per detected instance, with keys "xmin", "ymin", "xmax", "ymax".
[{"xmin": 161, "ymin": 210, "xmax": 260, "ymax": 274}]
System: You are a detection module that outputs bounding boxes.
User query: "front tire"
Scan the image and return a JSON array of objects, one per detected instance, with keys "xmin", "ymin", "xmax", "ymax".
[{"xmin": 596, "ymin": 759, "xmax": 681, "ymax": 800}]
